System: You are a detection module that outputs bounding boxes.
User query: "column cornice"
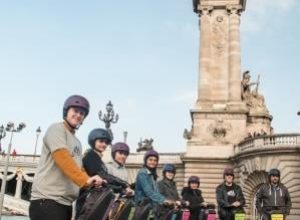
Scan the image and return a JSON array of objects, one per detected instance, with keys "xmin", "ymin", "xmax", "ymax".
[
  {"xmin": 199, "ymin": 6, "xmax": 214, "ymax": 16},
  {"xmin": 227, "ymin": 5, "xmax": 243, "ymax": 15}
]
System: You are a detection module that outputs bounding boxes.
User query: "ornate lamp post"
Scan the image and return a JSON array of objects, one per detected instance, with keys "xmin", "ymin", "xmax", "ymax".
[
  {"xmin": 98, "ymin": 101, "xmax": 119, "ymax": 140},
  {"xmin": 33, "ymin": 126, "xmax": 41, "ymax": 160},
  {"xmin": 0, "ymin": 126, "xmax": 5, "ymax": 152},
  {"xmin": 0, "ymin": 122, "xmax": 25, "ymax": 218}
]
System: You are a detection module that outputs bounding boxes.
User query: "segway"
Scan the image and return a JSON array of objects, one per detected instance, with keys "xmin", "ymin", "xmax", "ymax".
[
  {"xmin": 233, "ymin": 209, "xmax": 246, "ymax": 220},
  {"xmin": 222, "ymin": 204, "xmax": 246, "ymax": 220},
  {"xmin": 264, "ymin": 205, "xmax": 286, "ymax": 220},
  {"xmin": 131, "ymin": 199, "xmax": 152, "ymax": 220},
  {"xmin": 203, "ymin": 204, "xmax": 217, "ymax": 220},
  {"xmin": 161, "ymin": 201, "xmax": 190, "ymax": 220},
  {"xmin": 76, "ymin": 186, "xmax": 115, "ymax": 220},
  {"xmin": 108, "ymin": 194, "xmax": 134, "ymax": 220}
]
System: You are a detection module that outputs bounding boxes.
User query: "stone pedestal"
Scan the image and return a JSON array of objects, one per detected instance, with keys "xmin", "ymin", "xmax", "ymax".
[{"xmin": 246, "ymin": 111, "xmax": 273, "ymax": 136}]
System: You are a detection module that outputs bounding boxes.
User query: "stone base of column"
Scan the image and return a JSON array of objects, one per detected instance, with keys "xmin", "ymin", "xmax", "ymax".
[
  {"xmin": 187, "ymin": 108, "xmax": 248, "ymax": 146},
  {"xmin": 247, "ymin": 111, "xmax": 273, "ymax": 136}
]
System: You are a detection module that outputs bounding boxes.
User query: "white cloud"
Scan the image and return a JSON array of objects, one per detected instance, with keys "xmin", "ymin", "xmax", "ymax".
[
  {"xmin": 247, "ymin": 0, "xmax": 298, "ymax": 13},
  {"xmin": 242, "ymin": 0, "xmax": 299, "ymax": 33}
]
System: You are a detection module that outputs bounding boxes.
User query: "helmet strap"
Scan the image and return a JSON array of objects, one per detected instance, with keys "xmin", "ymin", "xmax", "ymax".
[
  {"xmin": 63, "ymin": 119, "xmax": 79, "ymax": 132},
  {"xmin": 66, "ymin": 118, "xmax": 82, "ymax": 129}
]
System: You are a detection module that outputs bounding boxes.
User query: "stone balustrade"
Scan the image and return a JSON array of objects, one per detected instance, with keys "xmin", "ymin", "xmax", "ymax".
[{"xmin": 236, "ymin": 133, "xmax": 300, "ymax": 154}]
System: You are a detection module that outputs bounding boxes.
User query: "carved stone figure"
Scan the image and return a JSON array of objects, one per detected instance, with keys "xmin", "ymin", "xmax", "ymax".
[
  {"xmin": 241, "ymin": 70, "xmax": 257, "ymax": 101},
  {"xmin": 137, "ymin": 138, "xmax": 154, "ymax": 152},
  {"xmin": 183, "ymin": 128, "xmax": 193, "ymax": 140},
  {"xmin": 208, "ymin": 119, "xmax": 232, "ymax": 139},
  {"xmin": 241, "ymin": 71, "xmax": 268, "ymax": 112}
]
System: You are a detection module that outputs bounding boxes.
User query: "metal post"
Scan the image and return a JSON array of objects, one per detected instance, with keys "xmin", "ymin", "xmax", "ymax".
[
  {"xmin": 33, "ymin": 126, "xmax": 41, "ymax": 160},
  {"xmin": 0, "ymin": 126, "xmax": 5, "ymax": 153}
]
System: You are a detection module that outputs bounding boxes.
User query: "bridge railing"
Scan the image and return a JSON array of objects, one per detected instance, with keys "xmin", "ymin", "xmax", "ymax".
[
  {"xmin": 236, "ymin": 133, "xmax": 300, "ymax": 154},
  {"xmin": 0, "ymin": 154, "xmax": 40, "ymax": 163}
]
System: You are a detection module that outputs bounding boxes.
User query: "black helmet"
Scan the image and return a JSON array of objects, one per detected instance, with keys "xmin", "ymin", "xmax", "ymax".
[
  {"xmin": 88, "ymin": 128, "xmax": 112, "ymax": 148},
  {"xmin": 163, "ymin": 164, "xmax": 176, "ymax": 174},
  {"xmin": 188, "ymin": 176, "xmax": 200, "ymax": 185},
  {"xmin": 63, "ymin": 95, "xmax": 90, "ymax": 118},
  {"xmin": 268, "ymin": 169, "xmax": 280, "ymax": 177}
]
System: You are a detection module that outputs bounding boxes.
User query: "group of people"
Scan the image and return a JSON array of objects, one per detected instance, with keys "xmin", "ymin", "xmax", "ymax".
[{"xmin": 29, "ymin": 95, "xmax": 292, "ymax": 220}]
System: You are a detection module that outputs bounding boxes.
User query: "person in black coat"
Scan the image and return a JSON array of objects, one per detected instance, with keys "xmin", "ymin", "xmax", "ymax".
[
  {"xmin": 75, "ymin": 128, "xmax": 133, "ymax": 216},
  {"xmin": 216, "ymin": 168, "xmax": 245, "ymax": 220},
  {"xmin": 181, "ymin": 176, "xmax": 207, "ymax": 220}
]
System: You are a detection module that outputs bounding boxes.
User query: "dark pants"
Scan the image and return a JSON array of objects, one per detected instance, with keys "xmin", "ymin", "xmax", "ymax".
[{"xmin": 29, "ymin": 199, "xmax": 72, "ymax": 220}]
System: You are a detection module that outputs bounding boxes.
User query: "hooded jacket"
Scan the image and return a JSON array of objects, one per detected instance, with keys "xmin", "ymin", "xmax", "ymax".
[{"xmin": 256, "ymin": 182, "xmax": 291, "ymax": 217}]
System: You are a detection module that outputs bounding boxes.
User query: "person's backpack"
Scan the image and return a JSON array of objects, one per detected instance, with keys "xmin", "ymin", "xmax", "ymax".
[{"xmin": 76, "ymin": 187, "xmax": 115, "ymax": 220}]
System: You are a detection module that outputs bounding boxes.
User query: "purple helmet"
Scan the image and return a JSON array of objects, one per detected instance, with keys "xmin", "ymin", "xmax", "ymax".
[
  {"xmin": 111, "ymin": 142, "xmax": 130, "ymax": 158},
  {"xmin": 63, "ymin": 95, "xmax": 90, "ymax": 118},
  {"xmin": 223, "ymin": 168, "xmax": 235, "ymax": 178},
  {"xmin": 188, "ymin": 176, "xmax": 200, "ymax": 185},
  {"xmin": 143, "ymin": 149, "xmax": 159, "ymax": 164}
]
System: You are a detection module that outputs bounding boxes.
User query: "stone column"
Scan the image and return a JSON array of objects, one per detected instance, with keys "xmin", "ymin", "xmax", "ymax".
[
  {"xmin": 197, "ymin": 6, "xmax": 213, "ymax": 103},
  {"xmin": 228, "ymin": 5, "xmax": 242, "ymax": 102},
  {"xmin": 14, "ymin": 172, "xmax": 23, "ymax": 199}
]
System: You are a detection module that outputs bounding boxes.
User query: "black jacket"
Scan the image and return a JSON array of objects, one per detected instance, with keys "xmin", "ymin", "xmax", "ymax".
[
  {"xmin": 76, "ymin": 149, "xmax": 129, "ymax": 215},
  {"xmin": 256, "ymin": 183, "xmax": 291, "ymax": 217},
  {"xmin": 181, "ymin": 187, "xmax": 204, "ymax": 220},
  {"xmin": 157, "ymin": 178, "xmax": 180, "ymax": 218},
  {"xmin": 82, "ymin": 149, "xmax": 128, "ymax": 189},
  {"xmin": 216, "ymin": 182, "xmax": 245, "ymax": 220},
  {"xmin": 157, "ymin": 178, "xmax": 180, "ymax": 201}
]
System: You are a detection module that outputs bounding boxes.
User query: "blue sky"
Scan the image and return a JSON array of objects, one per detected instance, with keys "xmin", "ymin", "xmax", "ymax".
[{"xmin": 0, "ymin": 0, "xmax": 299, "ymax": 154}]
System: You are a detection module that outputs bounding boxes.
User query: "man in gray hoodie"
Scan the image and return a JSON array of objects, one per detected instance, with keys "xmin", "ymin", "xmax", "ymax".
[{"xmin": 256, "ymin": 169, "xmax": 291, "ymax": 220}]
